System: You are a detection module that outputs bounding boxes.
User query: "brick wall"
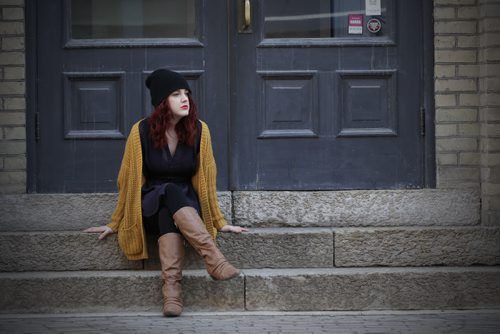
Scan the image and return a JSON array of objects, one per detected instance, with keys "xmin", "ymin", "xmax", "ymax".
[
  {"xmin": 0, "ymin": 0, "xmax": 25, "ymax": 194},
  {"xmin": 434, "ymin": 0, "xmax": 481, "ymax": 189},
  {"xmin": 479, "ymin": 0, "xmax": 500, "ymax": 225}
]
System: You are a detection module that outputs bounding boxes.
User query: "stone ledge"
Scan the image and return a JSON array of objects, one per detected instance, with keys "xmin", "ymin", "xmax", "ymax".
[
  {"xmin": 146, "ymin": 228, "xmax": 334, "ymax": 271},
  {"xmin": 1, "ymin": 267, "xmax": 499, "ymax": 313},
  {"xmin": 0, "ymin": 228, "xmax": 334, "ymax": 271},
  {"xmin": 0, "ymin": 192, "xmax": 232, "ymax": 231},
  {"xmin": 233, "ymin": 189, "xmax": 480, "ymax": 227},
  {"xmin": 244, "ymin": 267, "xmax": 500, "ymax": 311},
  {"xmin": 0, "ymin": 270, "xmax": 244, "ymax": 314},
  {"xmin": 335, "ymin": 226, "xmax": 500, "ymax": 267}
]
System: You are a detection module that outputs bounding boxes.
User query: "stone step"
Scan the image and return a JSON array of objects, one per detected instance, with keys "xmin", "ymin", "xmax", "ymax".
[
  {"xmin": 0, "ymin": 189, "xmax": 479, "ymax": 231},
  {"xmin": 1, "ymin": 226, "xmax": 499, "ymax": 272},
  {"xmin": 1, "ymin": 267, "xmax": 499, "ymax": 313},
  {"xmin": 0, "ymin": 228, "xmax": 334, "ymax": 272}
]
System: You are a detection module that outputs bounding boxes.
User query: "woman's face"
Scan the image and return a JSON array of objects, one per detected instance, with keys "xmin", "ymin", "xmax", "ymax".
[{"xmin": 167, "ymin": 89, "xmax": 190, "ymax": 123}]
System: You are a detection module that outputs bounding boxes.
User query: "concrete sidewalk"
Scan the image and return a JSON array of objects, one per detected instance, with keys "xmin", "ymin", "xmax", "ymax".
[{"xmin": 1, "ymin": 310, "xmax": 499, "ymax": 334}]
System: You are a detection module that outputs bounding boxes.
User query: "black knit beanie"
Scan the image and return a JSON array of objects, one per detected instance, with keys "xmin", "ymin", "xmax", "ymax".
[{"xmin": 145, "ymin": 69, "xmax": 191, "ymax": 107}]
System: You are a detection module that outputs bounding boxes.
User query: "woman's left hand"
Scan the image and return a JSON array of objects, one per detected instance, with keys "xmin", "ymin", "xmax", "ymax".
[{"xmin": 219, "ymin": 225, "xmax": 249, "ymax": 234}]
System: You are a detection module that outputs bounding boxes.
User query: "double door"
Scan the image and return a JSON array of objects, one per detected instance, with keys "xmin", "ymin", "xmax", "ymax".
[{"xmin": 32, "ymin": 0, "xmax": 425, "ymax": 192}]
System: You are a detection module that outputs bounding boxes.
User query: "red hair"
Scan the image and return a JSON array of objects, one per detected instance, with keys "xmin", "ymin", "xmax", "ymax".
[{"xmin": 148, "ymin": 94, "xmax": 199, "ymax": 149}]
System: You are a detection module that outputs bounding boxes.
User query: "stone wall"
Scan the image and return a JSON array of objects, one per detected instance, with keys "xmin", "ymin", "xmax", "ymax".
[
  {"xmin": 479, "ymin": 0, "xmax": 500, "ymax": 225},
  {"xmin": 434, "ymin": 0, "xmax": 500, "ymax": 224},
  {"xmin": 0, "ymin": 0, "xmax": 25, "ymax": 194}
]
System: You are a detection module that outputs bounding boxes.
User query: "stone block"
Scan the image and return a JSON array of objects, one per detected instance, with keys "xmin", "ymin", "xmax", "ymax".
[
  {"xmin": 3, "ymin": 155, "xmax": 25, "ymax": 169},
  {"xmin": 0, "ymin": 192, "xmax": 232, "ymax": 231},
  {"xmin": 435, "ymin": 124, "xmax": 457, "ymax": 137},
  {"xmin": 480, "ymin": 4, "xmax": 500, "ymax": 18},
  {"xmin": 437, "ymin": 166, "xmax": 480, "ymax": 182},
  {"xmin": 435, "ymin": 79, "xmax": 477, "ymax": 93},
  {"xmin": 0, "ymin": 81, "xmax": 24, "ymax": 94},
  {"xmin": 458, "ymin": 94, "xmax": 479, "ymax": 107},
  {"xmin": 435, "ymin": 50, "xmax": 477, "ymax": 63},
  {"xmin": 144, "ymin": 228, "xmax": 334, "ymax": 270},
  {"xmin": 433, "ymin": 7, "xmax": 456, "ymax": 19},
  {"xmin": 458, "ymin": 64, "xmax": 479, "ymax": 77},
  {"xmin": 459, "ymin": 152, "xmax": 480, "ymax": 165},
  {"xmin": 436, "ymin": 138, "xmax": 478, "ymax": 152},
  {"xmin": 0, "ymin": 270, "xmax": 245, "ymax": 313},
  {"xmin": 457, "ymin": 6, "xmax": 479, "ymax": 19},
  {"xmin": 481, "ymin": 49, "xmax": 500, "ymax": 63},
  {"xmin": 0, "ymin": 140, "xmax": 25, "ymax": 154},
  {"xmin": 435, "ymin": 21, "xmax": 477, "ymax": 34},
  {"xmin": 481, "ymin": 138, "xmax": 500, "ymax": 152},
  {"xmin": 481, "ymin": 78, "xmax": 500, "ymax": 92},
  {"xmin": 233, "ymin": 190, "xmax": 480, "ymax": 227},
  {"xmin": 0, "ymin": 52, "xmax": 24, "ymax": 65},
  {"xmin": 458, "ymin": 123, "xmax": 480, "ymax": 136},
  {"xmin": 0, "ymin": 111, "xmax": 25, "ymax": 125},
  {"xmin": 437, "ymin": 153, "xmax": 458, "ymax": 165},
  {"xmin": 0, "ymin": 0, "xmax": 24, "ymax": 5},
  {"xmin": 434, "ymin": 65, "xmax": 456, "ymax": 78},
  {"xmin": 1, "ymin": 7, "xmax": 24, "ymax": 20},
  {"xmin": 457, "ymin": 36, "xmax": 478, "ymax": 48},
  {"xmin": 0, "ymin": 170, "xmax": 25, "ymax": 185},
  {"xmin": 434, "ymin": 36, "xmax": 455, "ymax": 49},
  {"xmin": 3, "ymin": 126, "xmax": 24, "ymax": 139},
  {"xmin": 481, "ymin": 18, "xmax": 500, "ymax": 33},
  {"xmin": 481, "ymin": 33, "xmax": 500, "ymax": 48},
  {"xmin": 3, "ymin": 67, "xmax": 24, "ymax": 80},
  {"xmin": 436, "ymin": 108, "xmax": 477, "ymax": 122},
  {"xmin": 0, "ymin": 232, "xmax": 141, "ymax": 271},
  {"xmin": 245, "ymin": 267, "xmax": 500, "ymax": 311},
  {"xmin": 434, "ymin": 0, "xmax": 475, "ymax": 5},
  {"xmin": 334, "ymin": 227, "xmax": 500, "ymax": 267},
  {"xmin": 0, "ymin": 22, "xmax": 24, "ymax": 35},
  {"xmin": 435, "ymin": 94, "xmax": 456, "ymax": 107},
  {"xmin": 480, "ymin": 108, "xmax": 500, "ymax": 122},
  {"xmin": 1, "ymin": 36, "xmax": 24, "ymax": 50}
]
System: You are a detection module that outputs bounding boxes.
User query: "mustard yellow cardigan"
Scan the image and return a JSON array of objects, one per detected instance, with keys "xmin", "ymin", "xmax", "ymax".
[{"xmin": 107, "ymin": 120, "xmax": 227, "ymax": 260}]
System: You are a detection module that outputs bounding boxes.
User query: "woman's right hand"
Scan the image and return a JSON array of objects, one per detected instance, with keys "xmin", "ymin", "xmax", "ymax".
[{"xmin": 83, "ymin": 225, "xmax": 115, "ymax": 240}]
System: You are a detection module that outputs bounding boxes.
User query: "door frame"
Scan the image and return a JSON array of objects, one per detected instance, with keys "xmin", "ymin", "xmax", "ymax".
[{"xmin": 25, "ymin": 0, "xmax": 435, "ymax": 193}]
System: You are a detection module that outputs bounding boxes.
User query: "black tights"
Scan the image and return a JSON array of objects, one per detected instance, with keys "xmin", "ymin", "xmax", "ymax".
[{"xmin": 143, "ymin": 183, "xmax": 193, "ymax": 236}]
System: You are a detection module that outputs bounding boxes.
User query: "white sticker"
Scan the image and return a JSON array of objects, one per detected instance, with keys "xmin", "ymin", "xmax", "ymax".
[{"xmin": 365, "ymin": 0, "xmax": 381, "ymax": 16}]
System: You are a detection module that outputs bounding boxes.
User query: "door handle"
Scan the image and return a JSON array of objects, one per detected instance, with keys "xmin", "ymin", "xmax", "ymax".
[
  {"xmin": 241, "ymin": 0, "xmax": 251, "ymax": 32},
  {"xmin": 244, "ymin": 0, "xmax": 251, "ymax": 28}
]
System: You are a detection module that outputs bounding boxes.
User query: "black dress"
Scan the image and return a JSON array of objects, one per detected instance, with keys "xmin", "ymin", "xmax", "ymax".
[{"xmin": 139, "ymin": 119, "xmax": 201, "ymax": 235}]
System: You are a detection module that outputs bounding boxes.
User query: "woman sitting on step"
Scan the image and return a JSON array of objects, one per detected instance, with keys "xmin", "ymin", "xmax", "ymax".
[{"xmin": 84, "ymin": 68, "xmax": 247, "ymax": 317}]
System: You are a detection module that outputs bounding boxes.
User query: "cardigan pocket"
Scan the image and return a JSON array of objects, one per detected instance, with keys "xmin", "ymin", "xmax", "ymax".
[{"xmin": 117, "ymin": 220, "xmax": 142, "ymax": 256}]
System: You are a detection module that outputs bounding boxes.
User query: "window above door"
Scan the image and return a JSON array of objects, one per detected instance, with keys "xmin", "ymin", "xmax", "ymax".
[
  {"xmin": 260, "ymin": 0, "xmax": 395, "ymax": 46},
  {"xmin": 64, "ymin": 0, "xmax": 202, "ymax": 48}
]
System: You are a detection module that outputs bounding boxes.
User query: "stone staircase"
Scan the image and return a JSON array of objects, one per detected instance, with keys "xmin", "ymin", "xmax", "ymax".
[{"xmin": 1, "ymin": 189, "xmax": 499, "ymax": 314}]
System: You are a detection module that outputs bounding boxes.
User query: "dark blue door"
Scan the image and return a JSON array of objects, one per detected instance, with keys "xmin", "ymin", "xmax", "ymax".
[
  {"xmin": 230, "ymin": 0, "xmax": 425, "ymax": 190},
  {"xmin": 33, "ymin": 0, "xmax": 229, "ymax": 192}
]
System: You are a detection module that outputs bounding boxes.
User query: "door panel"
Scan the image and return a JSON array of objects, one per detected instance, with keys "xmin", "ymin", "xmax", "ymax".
[
  {"xmin": 230, "ymin": 0, "xmax": 424, "ymax": 190},
  {"xmin": 34, "ymin": 0, "xmax": 229, "ymax": 192}
]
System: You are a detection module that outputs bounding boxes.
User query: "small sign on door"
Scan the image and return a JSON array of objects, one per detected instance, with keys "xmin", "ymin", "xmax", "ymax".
[
  {"xmin": 348, "ymin": 15, "xmax": 363, "ymax": 35},
  {"xmin": 365, "ymin": 0, "xmax": 382, "ymax": 16}
]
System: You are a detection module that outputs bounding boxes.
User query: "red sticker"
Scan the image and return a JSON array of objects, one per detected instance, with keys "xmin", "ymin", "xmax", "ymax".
[{"xmin": 348, "ymin": 15, "xmax": 363, "ymax": 35}]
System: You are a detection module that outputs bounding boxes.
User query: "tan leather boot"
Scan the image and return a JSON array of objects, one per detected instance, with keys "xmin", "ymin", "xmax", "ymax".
[
  {"xmin": 173, "ymin": 206, "xmax": 240, "ymax": 281},
  {"xmin": 158, "ymin": 233, "xmax": 184, "ymax": 317}
]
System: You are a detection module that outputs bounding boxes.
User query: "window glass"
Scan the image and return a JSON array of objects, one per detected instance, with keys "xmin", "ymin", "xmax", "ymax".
[
  {"xmin": 71, "ymin": 0, "xmax": 195, "ymax": 39},
  {"xmin": 264, "ymin": 0, "xmax": 389, "ymax": 39}
]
